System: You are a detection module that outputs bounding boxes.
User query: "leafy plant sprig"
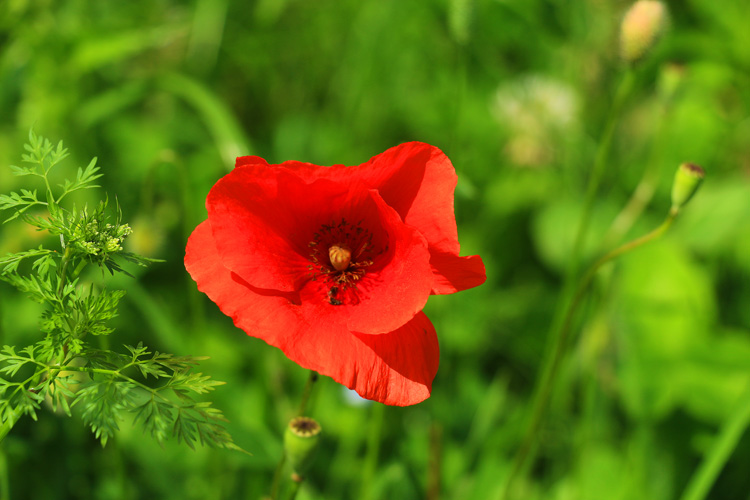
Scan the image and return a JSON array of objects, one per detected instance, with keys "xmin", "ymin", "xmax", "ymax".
[{"xmin": 0, "ymin": 131, "xmax": 242, "ymax": 452}]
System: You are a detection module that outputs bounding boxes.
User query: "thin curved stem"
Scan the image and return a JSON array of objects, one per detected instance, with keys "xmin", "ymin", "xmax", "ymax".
[
  {"xmin": 269, "ymin": 454, "xmax": 287, "ymax": 500},
  {"xmin": 297, "ymin": 371, "xmax": 318, "ymax": 417},
  {"xmin": 269, "ymin": 370, "xmax": 319, "ymax": 500},
  {"xmin": 285, "ymin": 475, "xmax": 303, "ymax": 500},
  {"xmin": 360, "ymin": 402, "xmax": 385, "ymax": 500},
  {"xmin": 500, "ymin": 209, "xmax": 677, "ymax": 499},
  {"xmin": 566, "ymin": 69, "xmax": 636, "ymax": 290},
  {"xmin": 679, "ymin": 379, "xmax": 750, "ymax": 500}
]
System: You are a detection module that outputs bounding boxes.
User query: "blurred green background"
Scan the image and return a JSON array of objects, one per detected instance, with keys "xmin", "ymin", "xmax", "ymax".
[{"xmin": 1, "ymin": 0, "xmax": 750, "ymax": 499}]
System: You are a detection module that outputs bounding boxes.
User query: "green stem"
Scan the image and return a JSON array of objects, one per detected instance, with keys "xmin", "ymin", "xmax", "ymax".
[
  {"xmin": 360, "ymin": 402, "xmax": 385, "ymax": 500},
  {"xmin": 539, "ymin": 68, "xmax": 638, "ymax": 447},
  {"xmin": 61, "ymin": 365, "xmax": 177, "ymax": 400},
  {"xmin": 0, "ymin": 419, "xmax": 13, "ymax": 446},
  {"xmin": 269, "ymin": 455, "xmax": 286, "ymax": 500},
  {"xmin": 553, "ymin": 69, "xmax": 636, "ymax": 324},
  {"xmin": 602, "ymin": 93, "xmax": 671, "ymax": 249},
  {"xmin": 285, "ymin": 475, "xmax": 303, "ymax": 500},
  {"xmin": 500, "ymin": 68, "xmax": 636, "ymax": 499},
  {"xmin": 269, "ymin": 371, "xmax": 319, "ymax": 500},
  {"xmin": 570, "ymin": 69, "xmax": 636, "ymax": 270},
  {"xmin": 500, "ymin": 209, "xmax": 677, "ymax": 499},
  {"xmin": 679, "ymin": 379, "xmax": 750, "ymax": 500},
  {"xmin": 56, "ymin": 245, "xmax": 73, "ymax": 297},
  {"xmin": 297, "ymin": 371, "xmax": 318, "ymax": 417},
  {"xmin": 0, "ymin": 444, "xmax": 8, "ymax": 500}
]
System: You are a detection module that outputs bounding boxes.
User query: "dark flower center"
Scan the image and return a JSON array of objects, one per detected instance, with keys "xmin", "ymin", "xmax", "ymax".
[{"xmin": 307, "ymin": 218, "xmax": 379, "ymax": 306}]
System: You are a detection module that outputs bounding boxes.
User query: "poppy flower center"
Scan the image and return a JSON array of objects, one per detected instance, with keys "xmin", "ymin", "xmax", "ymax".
[
  {"xmin": 328, "ymin": 245, "xmax": 351, "ymax": 271},
  {"xmin": 307, "ymin": 218, "xmax": 381, "ymax": 306}
]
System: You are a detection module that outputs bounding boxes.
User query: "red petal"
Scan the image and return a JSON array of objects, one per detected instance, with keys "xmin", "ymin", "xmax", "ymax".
[
  {"xmin": 185, "ymin": 220, "xmax": 304, "ymax": 348},
  {"xmin": 235, "ymin": 155, "xmax": 268, "ymax": 168},
  {"xmin": 430, "ymin": 252, "xmax": 487, "ymax": 295},
  {"xmin": 278, "ymin": 143, "xmax": 460, "ymax": 254},
  {"xmin": 361, "ymin": 143, "xmax": 461, "ymax": 254},
  {"xmin": 272, "ymin": 143, "xmax": 486, "ymax": 294},
  {"xmin": 184, "ymin": 220, "xmax": 438, "ymax": 406},
  {"xmin": 206, "ymin": 166, "xmax": 354, "ymax": 292},
  {"xmin": 208, "ymin": 162, "xmax": 433, "ymax": 332},
  {"xmin": 298, "ymin": 189, "xmax": 433, "ymax": 335},
  {"xmin": 349, "ymin": 312, "xmax": 439, "ymax": 406}
]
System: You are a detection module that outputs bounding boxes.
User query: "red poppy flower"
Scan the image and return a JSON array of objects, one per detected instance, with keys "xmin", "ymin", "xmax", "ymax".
[{"xmin": 185, "ymin": 142, "xmax": 485, "ymax": 406}]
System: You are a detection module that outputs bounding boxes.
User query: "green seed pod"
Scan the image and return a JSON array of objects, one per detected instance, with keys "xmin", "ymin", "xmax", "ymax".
[
  {"xmin": 283, "ymin": 417, "xmax": 321, "ymax": 476},
  {"xmin": 620, "ymin": 1, "xmax": 668, "ymax": 64},
  {"xmin": 671, "ymin": 163, "xmax": 705, "ymax": 212}
]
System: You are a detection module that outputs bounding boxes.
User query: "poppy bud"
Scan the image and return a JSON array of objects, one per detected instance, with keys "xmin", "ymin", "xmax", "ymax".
[
  {"xmin": 328, "ymin": 245, "xmax": 351, "ymax": 271},
  {"xmin": 620, "ymin": 1, "xmax": 668, "ymax": 64},
  {"xmin": 283, "ymin": 417, "xmax": 321, "ymax": 476},
  {"xmin": 671, "ymin": 163, "xmax": 705, "ymax": 213}
]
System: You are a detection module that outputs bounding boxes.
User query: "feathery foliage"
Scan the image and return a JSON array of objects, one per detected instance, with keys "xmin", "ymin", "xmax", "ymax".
[{"xmin": 0, "ymin": 132, "xmax": 242, "ymax": 452}]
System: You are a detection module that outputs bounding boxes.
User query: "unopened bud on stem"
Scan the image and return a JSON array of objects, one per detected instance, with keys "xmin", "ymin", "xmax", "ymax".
[
  {"xmin": 671, "ymin": 163, "xmax": 705, "ymax": 213},
  {"xmin": 283, "ymin": 416, "xmax": 321, "ymax": 476},
  {"xmin": 620, "ymin": 1, "xmax": 668, "ymax": 64}
]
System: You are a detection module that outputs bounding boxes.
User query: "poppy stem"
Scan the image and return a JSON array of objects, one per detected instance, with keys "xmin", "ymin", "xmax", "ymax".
[
  {"xmin": 568, "ymin": 68, "xmax": 636, "ymax": 278},
  {"xmin": 285, "ymin": 474, "xmax": 303, "ymax": 500},
  {"xmin": 501, "ymin": 209, "xmax": 677, "ymax": 499},
  {"xmin": 269, "ymin": 455, "xmax": 286, "ymax": 500},
  {"xmin": 297, "ymin": 371, "xmax": 319, "ymax": 417},
  {"xmin": 269, "ymin": 371, "xmax": 319, "ymax": 500},
  {"xmin": 500, "ymin": 68, "xmax": 636, "ymax": 499},
  {"xmin": 359, "ymin": 402, "xmax": 385, "ymax": 500}
]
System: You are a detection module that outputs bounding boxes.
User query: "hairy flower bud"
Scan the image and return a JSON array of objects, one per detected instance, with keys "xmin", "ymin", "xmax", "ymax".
[
  {"xmin": 620, "ymin": 1, "xmax": 668, "ymax": 64},
  {"xmin": 671, "ymin": 163, "xmax": 705, "ymax": 213},
  {"xmin": 283, "ymin": 417, "xmax": 321, "ymax": 476}
]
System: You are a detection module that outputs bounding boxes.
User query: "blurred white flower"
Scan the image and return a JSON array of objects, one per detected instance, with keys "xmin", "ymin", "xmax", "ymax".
[{"xmin": 492, "ymin": 75, "xmax": 580, "ymax": 167}]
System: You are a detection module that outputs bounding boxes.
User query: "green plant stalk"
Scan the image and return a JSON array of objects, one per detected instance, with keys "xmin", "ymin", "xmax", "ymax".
[
  {"xmin": 500, "ymin": 209, "xmax": 677, "ymax": 499},
  {"xmin": 1, "ymin": 241, "xmax": 80, "ymax": 442},
  {"xmin": 541, "ymin": 68, "xmax": 638, "ymax": 434},
  {"xmin": 56, "ymin": 245, "xmax": 74, "ymax": 297},
  {"xmin": 550, "ymin": 69, "xmax": 637, "ymax": 354},
  {"xmin": 0, "ymin": 420, "xmax": 12, "ymax": 446},
  {"xmin": 360, "ymin": 402, "xmax": 385, "ymax": 500},
  {"xmin": 570, "ymin": 68, "xmax": 636, "ymax": 269},
  {"xmin": 679, "ymin": 379, "xmax": 750, "ymax": 500},
  {"xmin": 297, "ymin": 371, "xmax": 318, "ymax": 417},
  {"xmin": 285, "ymin": 476, "xmax": 302, "ymax": 500},
  {"xmin": 269, "ymin": 455, "xmax": 286, "ymax": 500},
  {"xmin": 602, "ymin": 91, "xmax": 672, "ymax": 249},
  {"xmin": 269, "ymin": 370, "xmax": 319, "ymax": 500},
  {"xmin": 501, "ymin": 68, "xmax": 636, "ymax": 495},
  {"xmin": 0, "ymin": 445, "xmax": 8, "ymax": 500},
  {"xmin": 1, "ymin": 351, "xmax": 193, "ymax": 404}
]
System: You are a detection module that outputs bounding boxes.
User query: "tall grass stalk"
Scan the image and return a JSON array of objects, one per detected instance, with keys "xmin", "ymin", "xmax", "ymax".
[{"xmin": 679, "ymin": 379, "xmax": 750, "ymax": 500}]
